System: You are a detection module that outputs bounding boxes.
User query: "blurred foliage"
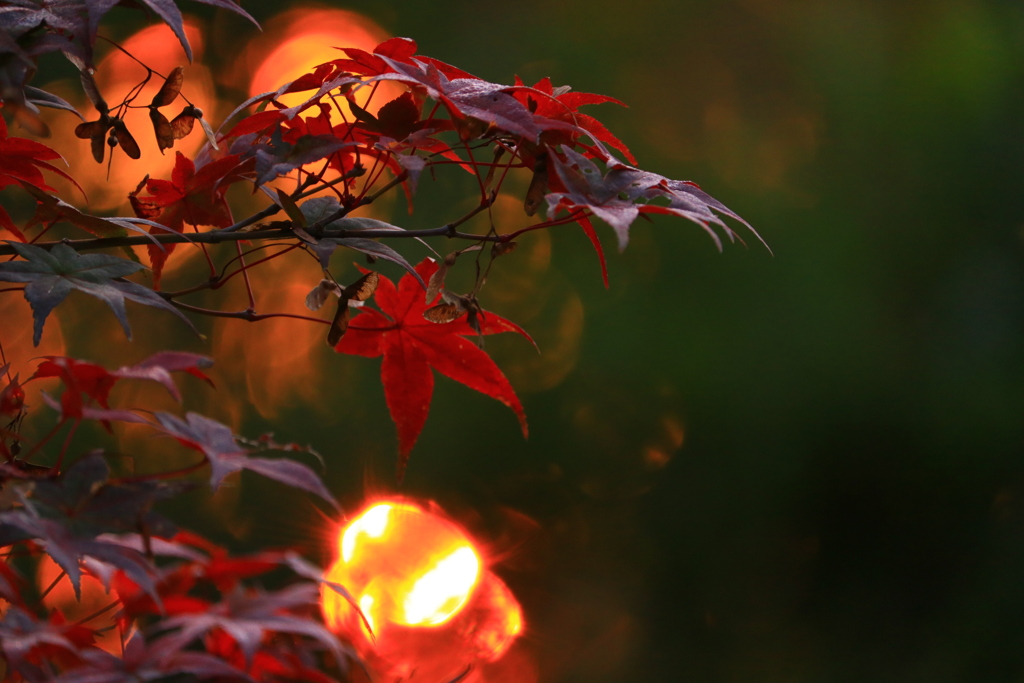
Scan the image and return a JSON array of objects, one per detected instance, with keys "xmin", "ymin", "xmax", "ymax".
[{"xmin": 30, "ymin": 0, "xmax": 1024, "ymax": 680}]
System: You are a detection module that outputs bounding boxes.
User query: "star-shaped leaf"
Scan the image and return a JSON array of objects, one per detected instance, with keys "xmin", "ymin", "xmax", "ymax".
[
  {"xmin": 334, "ymin": 258, "xmax": 531, "ymax": 478},
  {"xmin": 546, "ymin": 145, "xmax": 763, "ymax": 252},
  {"xmin": 0, "ymin": 112, "xmax": 79, "ymax": 194},
  {"xmin": 0, "ymin": 241, "xmax": 196, "ymax": 345},
  {"xmin": 129, "ymin": 152, "xmax": 247, "ymax": 288},
  {"xmin": 50, "ymin": 631, "xmax": 249, "ymax": 683},
  {"xmin": 158, "ymin": 583, "xmax": 349, "ymax": 670},
  {"xmin": 152, "ymin": 412, "xmax": 338, "ymax": 509},
  {"xmin": 299, "ymin": 196, "xmax": 425, "ymax": 285}
]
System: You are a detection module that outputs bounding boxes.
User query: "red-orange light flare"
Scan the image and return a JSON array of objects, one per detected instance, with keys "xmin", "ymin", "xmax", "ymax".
[
  {"xmin": 245, "ymin": 7, "xmax": 402, "ymax": 113},
  {"xmin": 323, "ymin": 499, "xmax": 524, "ymax": 680}
]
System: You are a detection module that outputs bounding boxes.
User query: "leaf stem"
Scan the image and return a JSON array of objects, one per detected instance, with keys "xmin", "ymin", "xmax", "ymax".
[
  {"xmin": 52, "ymin": 417, "xmax": 80, "ymax": 473},
  {"xmin": 75, "ymin": 599, "xmax": 119, "ymax": 627},
  {"xmin": 38, "ymin": 569, "xmax": 66, "ymax": 602},
  {"xmin": 170, "ymin": 300, "xmax": 330, "ymax": 325},
  {"xmin": 112, "ymin": 458, "xmax": 208, "ymax": 483},
  {"xmin": 0, "ymin": 221, "xmax": 505, "ymax": 257}
]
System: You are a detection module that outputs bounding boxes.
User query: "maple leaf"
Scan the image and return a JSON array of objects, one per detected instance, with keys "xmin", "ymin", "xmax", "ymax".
[
  {"xmin": 28, "ymin": 454, "xmax": 183, "ymax": 537},
  {"xmin": 29, "ymin": 352, "xmax": 209, "ymax": 427},
  {"xmin": 129, "ymin": 152, "xmax": 245, "ymax": 288},
  {"xmin": 372, "ymin": 56, "xmax": 540, "ymax": 141},
  {"xmin": 151, "ymin": 412, "xmax": 338, "ymax": 509},
  {"xmin": 0, "ymin": 241, "xmax": 196, "ymax": 345},
  {"xmin": 251, "ymin": 130, "xmax": 354, "ymax": 186},
  {"xmin": 513, "ymin": 76, "xmax": 636, "ymax": 165},
  {"xmin": 0, "ymin": 505, "xmax": 160, "ymax": 601},
  {"xmin": 334, "ymin": 258, "xmax": 531, "ymax": 477},
  {"xmin": 30, "ymin": 356, "xmax": 118, "ymax": 419},
  {"xmin": 158, "ymin": 583, "xmax": 350, "ymax": 669},
  {"xmin": 0, "ymin": 364, "xmax": 25, "ymax": 417},
  {"xmin": 0, "ymin": 607, "xmax": 94, "ymax": 679},
  {"xmin": 0, "ymin": 110, "xmax": 79, "ymax": 193},
  {"xmin": 299, "ymin": 196, "xmax": 425, "ymax": 283},
  {"xmin": 112, "ymin": 351, "xmax": 214, "ymax": 402},
  {"xmin": 51, "ymin": 631, "xmax": 249, "ymax": 683},
  {"xmin": 545, "ymin": 145, "xmax": 762, "ymax": 252}
]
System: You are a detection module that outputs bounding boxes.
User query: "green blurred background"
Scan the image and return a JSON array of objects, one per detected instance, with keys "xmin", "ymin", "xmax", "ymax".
[{"xmin": 30, "ymin": 0, "xmax": 1024, "ymax": 680}]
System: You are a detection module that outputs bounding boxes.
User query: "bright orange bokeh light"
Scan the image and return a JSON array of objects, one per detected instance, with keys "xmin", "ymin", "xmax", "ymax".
[
  {"xmin": 67, "ymin": 21, "xmax": 218, "ymax": 213},
  {"xmin": 323, "ymin": 499, "xmax": 524, "ymax": 681},
  {"xmin": 209, "ymin": 248, "xmax": 333, "ymax": 421},
  {"xmin": 36, "ymin": 555, "xmax": 121, "ymax": 654},
  {"xmin": 245, "ymin": 7, "xmax": 402, "ymax": 113},
  {"xmin": 0, "ymin": 296, "xmax": 65, "ymax": 423},
  {"xmin": 243, "ymin": 7, "xmax": 405, "ymax": 201}
]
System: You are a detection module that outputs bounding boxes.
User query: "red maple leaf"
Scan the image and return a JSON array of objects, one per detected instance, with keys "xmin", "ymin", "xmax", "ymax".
[
  {"xmin": 129, "ymin": 152, "xmax": 245, "ymax": 288},
  {"xmin": 0, "ymin": 109, "xmax": 83, "ymax": 240},
  {"xmin": 334, "ymin": 258, "xmax": 530, "ymax": 477},
  {"xmin": 30, "ymin": 357, "xmax": 118, "ymax": 419},
  {"xmin": 513, "ymin": 76, "xmax": 636, "ymax": 165},
  {"xmin": 28, "ymin": 353, "xmax": 212, "ymax": 421},
  {"xmin": 0, "ymin": 110, "xmax": 79, "ymax": 195}
]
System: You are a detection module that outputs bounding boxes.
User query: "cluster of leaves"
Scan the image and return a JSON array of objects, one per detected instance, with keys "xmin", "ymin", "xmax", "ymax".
[
  {"xmin": 0, "ymin": 0, "xmax": 255, "ymax": 135},
  {"xmin": 0, "ymin": 30, "xmax": 757, "ymax": 460},
  {"xmin": 0, "ymin": 353, "xmax": 354, "ymax": 682},
  {"xmin": 0, "ymin": 0, "xmax": 761, "ymax": 678}
]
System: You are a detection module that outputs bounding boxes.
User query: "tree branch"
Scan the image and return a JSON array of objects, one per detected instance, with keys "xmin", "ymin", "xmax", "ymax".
[{"xmin": 0, "ymin": 223, "xmax": 507, "ymax": 257}]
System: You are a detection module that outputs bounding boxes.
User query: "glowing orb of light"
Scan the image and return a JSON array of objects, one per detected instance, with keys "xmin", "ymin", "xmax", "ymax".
[
  {"xmin": 245, "ymin": 7, "xmax": 403, "ymax": 113},
  {"xmin": 323, "ymin": 499, "xmax": 524, "ymax": 680}
]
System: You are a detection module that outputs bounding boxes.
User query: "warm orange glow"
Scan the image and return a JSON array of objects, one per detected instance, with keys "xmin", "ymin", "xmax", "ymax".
[
  {"xmin": 0, "ymin": 296, "xmax": 65, "ymax": 429},
  {"xmin": 210, "ymin": 248, "xmax": 335, "ymax": 421},
  {"xmin": 35, "ymin": 20, "xmax": 220, "ymax": 284},
  {"xmin": 245, "ymin": 8, "xmax": 402, "ymax": 113},
  {"xmin": 58, "ymin": 21, "xmax": 218, "ymax": 214},
  {"xmin": 243, "ymin": 7, "xmax": 405, "ymax": 200},
  {"xmin": 36, "ymin": 555, "xmax": 121, "ymax": 654},
  {"xmin": 323, "ymin": 498, "xmax": 525, "ymax": 680},
  {"xmin": 327, "ymin": 501, "xmax": 482, "ymax": 631}
]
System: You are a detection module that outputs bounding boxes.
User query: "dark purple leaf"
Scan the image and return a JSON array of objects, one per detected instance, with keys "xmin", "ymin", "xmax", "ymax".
[
  {"xmin": 50, "ymin": 631, "xmax": 250, "ymax": 683},
  {"xmin": 299, "ymin": 197, "xmax": 426, "ymax": 286},
  {"xmin": 153, "ymin": 412, "xmax": 338, "ymax": 508},
  {"xmin": 40, "ymin": 390, "xmax": 150, "ymax": 425},
  {"xmin": 0, "ymin": 241, "xmax": 197, "ymax": 345},
  {"xmin": 112, "ymin": 351, "xmax": 214, "ymax": 402},
  {"xmin": 250, "ymin": 130, "xmax": 354, "ymax": 186},
  {"xmin": 159, "ymin": 584, "xmax": 350, "ymax": 669}
]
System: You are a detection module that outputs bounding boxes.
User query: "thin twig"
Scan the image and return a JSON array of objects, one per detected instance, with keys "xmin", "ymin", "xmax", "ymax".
[
  {"xmin": 0, "ymin": 221, "xmax": 506, "ymax": 257},
  {"xmin": 170, "ymin": 300, "xmax": 330, "ymax": 324}
]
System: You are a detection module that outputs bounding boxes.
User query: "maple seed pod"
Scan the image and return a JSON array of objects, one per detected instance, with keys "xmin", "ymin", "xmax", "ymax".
[
  {"xmin": 524, "ymin": 154, "xmax": 548, "ymax": 216},
  {"xmin": 423, "ymin": 302, "xmax": 462, "ymax": 324},
  {"xmin": 306, "ymin": 279, "xmax": 342, "ymax": 312},
  {"xmin": 150, "ymin": 66, "xmax": 184, "ymax": 108},
  {"xmin": 328, "ymin": 273, "xmax": 379, "ymax": 346},
  {"xmin": 112, "ymin": 119, "xmax": 141, "ymax": 159},
  {"xmin": 492, "ymin": 241, "xmax": 517, "ymax": 257}
]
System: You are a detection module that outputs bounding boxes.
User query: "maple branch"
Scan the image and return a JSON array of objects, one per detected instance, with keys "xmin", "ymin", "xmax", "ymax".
[
  {"xmin": 169, "ymin": 300, "xmax": 330, "ymax": 325},
  {"xmin": 74, "ymin": 599, "xmax": 119, "ymax": 627},
  {"xmin": 0, "ymin": 222, "xmax": 507, "ymax": 257},
  {"xmin": 21, "ymin": 418, "xmax": 65, "ymax": 463},
  {"xmin": 220, "ymin": 166, "xmax": 370, "ymax": 235},
  {"xmin": 112, "ymin": 458, "xmax": 208, "ymax": 484},
  {"xmin": 308, "ymin": 170, "xmax": 409, "ymax": 234},
  {"xmin": 38, "ymin": 569, "xmax": 67, "ymax": 601},
  {"xmin": 53, "ymin": 417, "xmax": 80, "ymax": 473}
]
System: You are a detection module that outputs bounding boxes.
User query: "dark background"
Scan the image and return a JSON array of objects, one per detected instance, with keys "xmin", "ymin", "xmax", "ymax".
[{"xmin": 33, "ymin": 0, "xmax": 1024, "ymax": 681}]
